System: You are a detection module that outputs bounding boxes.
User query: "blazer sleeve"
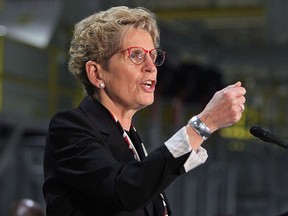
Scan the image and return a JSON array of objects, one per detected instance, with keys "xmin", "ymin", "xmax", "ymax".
[{"xmin": 44, "ymin": 108, "xmax": 196, "ymax": 212}]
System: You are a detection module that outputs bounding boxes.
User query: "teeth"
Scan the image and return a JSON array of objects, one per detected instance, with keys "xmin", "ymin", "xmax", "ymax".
[
  {"xmin": 145, "ymin": 81, "xmax": 152, "ymax": 85},
  {"xmin": 143, "ymin": 80, "xmax": 153, "ymax": 88}
]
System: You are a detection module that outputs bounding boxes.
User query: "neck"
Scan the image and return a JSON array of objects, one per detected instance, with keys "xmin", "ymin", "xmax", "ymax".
[
  {"xmin": 117, "ymin": 116, "xmax": 132, "ymax": 131},
  {"xmin": 94, "ymin": 93, "xmax": 136, "ymax": 131},
  {"xmin": 110, "ymin": 110, "xmax": 134, "ymax": 131}
]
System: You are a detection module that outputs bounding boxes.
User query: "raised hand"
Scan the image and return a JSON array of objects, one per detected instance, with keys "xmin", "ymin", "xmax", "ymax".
[{"xmin": 198, "ymin": 81, "xmax": 246, "ymax": 133}]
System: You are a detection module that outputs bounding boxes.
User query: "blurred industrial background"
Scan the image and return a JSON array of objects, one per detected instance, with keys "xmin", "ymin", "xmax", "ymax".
[{"xmin": 1, "ymin": 0, "xmax": 288, "ymax": 215}]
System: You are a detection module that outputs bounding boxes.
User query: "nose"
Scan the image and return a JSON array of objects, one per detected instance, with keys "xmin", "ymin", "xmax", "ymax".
[{"xmin": 143, "ymin": 55, "xmax": 157, "ymax": 73}]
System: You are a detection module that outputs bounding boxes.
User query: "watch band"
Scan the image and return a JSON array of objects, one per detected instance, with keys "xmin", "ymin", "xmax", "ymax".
[{"xmin": 188, "ymin": 115, "xmax": 211, "ymax": 140}]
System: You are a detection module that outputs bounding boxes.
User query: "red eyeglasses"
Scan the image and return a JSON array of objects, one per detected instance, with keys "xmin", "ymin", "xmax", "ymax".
[{"xmin": 125, "ymin": 46, "xmax": 166, "ymax": 66}]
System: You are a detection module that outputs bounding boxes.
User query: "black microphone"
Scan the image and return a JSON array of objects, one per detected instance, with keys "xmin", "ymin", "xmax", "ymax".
[{"xmin": 250, "ymin": 126, "xmax": 288, "ymax": 149}]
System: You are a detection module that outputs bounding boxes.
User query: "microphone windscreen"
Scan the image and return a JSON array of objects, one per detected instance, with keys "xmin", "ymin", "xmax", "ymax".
[{"xmin": 250, "ymin": 126, "xmax": 264, "ymax": 138}]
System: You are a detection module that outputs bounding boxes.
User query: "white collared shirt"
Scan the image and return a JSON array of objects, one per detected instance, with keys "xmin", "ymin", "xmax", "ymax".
[{"xmin": 165, "ymin": 126, "xmax": 208, "ymax": 172}]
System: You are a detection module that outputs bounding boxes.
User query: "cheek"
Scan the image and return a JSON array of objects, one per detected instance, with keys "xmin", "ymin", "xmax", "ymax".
[
  {"xmin": 106, "ymin": 58, "xmax": 140, "ymax": 90},
  {"xmin": 119, "ymin": 70, "xmax": 140, "ymax": 88},
  {"xmin": 123, "ymin": 78, "xmax": 137, "ymax": 92},
  {"xmin": 112, "ymin": 75, "xmax": 136, "ymax": 93}
]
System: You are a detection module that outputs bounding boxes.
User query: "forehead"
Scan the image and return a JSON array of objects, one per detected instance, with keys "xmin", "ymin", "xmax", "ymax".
[{"xmin": 121, "ymin": 28, "xmax": 154, "ymax": 49}]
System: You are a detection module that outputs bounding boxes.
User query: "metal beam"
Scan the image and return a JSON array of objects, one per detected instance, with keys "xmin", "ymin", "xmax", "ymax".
[
  {"xmin": 0, "ymin": 0, "xmax": 4, "ymax": 10},
  {"xmin": 0, "ymin": 35, "xmax": 4, "ymax": 111},
  {"xmin": 155, "ymin": 6, "xmax": 265, "ymax": 20}
]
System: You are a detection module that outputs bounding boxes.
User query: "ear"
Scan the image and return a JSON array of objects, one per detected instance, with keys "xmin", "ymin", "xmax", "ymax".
[{"xmin": 85, "ymin": 60, "xmax": 104, "ymax": 88}]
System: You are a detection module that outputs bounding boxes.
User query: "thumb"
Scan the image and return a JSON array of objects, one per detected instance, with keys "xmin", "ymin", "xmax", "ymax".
[
  {"xmin": 234, "ymin": 81, "xmax": 242, "ymax": 87},
  {"xmin": 224, "ymin": 81, "xmax": 242, "ymax": 91}
]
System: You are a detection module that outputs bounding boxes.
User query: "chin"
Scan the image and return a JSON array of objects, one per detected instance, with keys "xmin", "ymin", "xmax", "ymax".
[
  {"xmin": 145, "ymin": 98, "xmax": 154, "ymax": 106},
  {"xmin": 137, "ymin": 99, "xmax": 154, "ymax": 110}
]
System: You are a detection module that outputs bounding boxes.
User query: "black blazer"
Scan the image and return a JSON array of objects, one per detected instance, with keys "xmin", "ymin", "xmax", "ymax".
[{"xmin": 43, "ymin": 96, "xmax": 190, "ymax": 216}]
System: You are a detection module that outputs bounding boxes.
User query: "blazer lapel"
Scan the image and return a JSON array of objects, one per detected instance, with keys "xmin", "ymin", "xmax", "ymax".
[
  {"xmin": 79, "ymin": 96, "xmax": 135, "ymax": 162},
  {"xmin": 128, "ymin": 128, "xmax": 146, "ymax": 160},
  {"xmin": 145, "ymin": 202, "xmax": 154, "ymax": 216}
]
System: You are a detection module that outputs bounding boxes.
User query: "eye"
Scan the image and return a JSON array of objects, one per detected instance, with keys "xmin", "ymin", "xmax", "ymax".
[
  {"xmin": 149, "ymin": 51, "xmax": 157, "ymax": 61},
  {"xmin": 130, "ymin": 50, "xmax": 143, "ymax": 59}
]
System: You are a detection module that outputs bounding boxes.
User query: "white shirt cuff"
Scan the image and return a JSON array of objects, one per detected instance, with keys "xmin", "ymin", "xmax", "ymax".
[{"xmin": 164, "ymin": 126, "xmax": 208, "ymax": 172}]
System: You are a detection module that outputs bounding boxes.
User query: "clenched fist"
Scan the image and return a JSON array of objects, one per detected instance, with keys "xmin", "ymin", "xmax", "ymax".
[{"xmin": 198, "ymin": 81, "xmax": 246, "ymax": 133}]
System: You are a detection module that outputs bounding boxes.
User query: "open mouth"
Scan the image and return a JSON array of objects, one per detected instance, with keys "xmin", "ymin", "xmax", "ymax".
[{"xmin": 143, "ymin": 80, "xmax": 153, "ymax": 88}]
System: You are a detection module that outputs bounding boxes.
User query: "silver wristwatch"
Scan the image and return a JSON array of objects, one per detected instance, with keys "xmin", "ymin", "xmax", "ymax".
[{"xmin": 188, "ymin": 116, "xmax": 211, "ymax": 140}]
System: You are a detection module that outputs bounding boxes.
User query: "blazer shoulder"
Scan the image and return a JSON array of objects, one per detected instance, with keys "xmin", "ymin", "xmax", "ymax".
[
  {"xmin": 48, "ymin": 101, "xmax": 115, "ymax": 137},
  {"xmin": 49, "ymin": 108, "xmax": 89, "ymax": 128}
]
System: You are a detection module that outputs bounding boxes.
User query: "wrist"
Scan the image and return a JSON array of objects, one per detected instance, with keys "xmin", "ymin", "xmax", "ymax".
[{"xmin": 188, "ymin": 115, "xmax": 212, "ymax": 140}]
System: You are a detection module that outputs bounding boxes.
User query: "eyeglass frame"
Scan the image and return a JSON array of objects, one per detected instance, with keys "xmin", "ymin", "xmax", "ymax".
[{"xmin": 122, "ymin": 46, "xmax": 166, "ymax": 67}]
